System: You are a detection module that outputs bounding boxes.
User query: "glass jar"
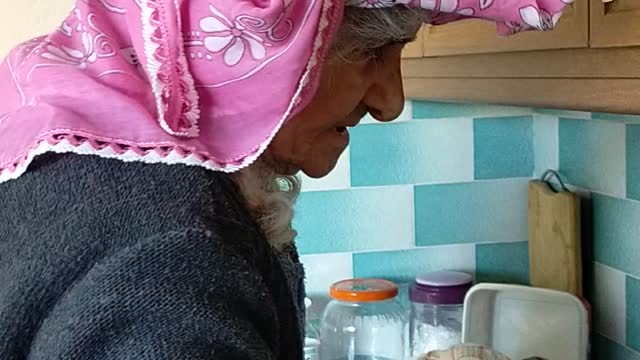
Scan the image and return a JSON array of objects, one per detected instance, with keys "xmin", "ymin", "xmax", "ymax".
[
  {"xmin": 319, "ymin": 279, "xmax": 406, "ymax": 360},
  {"xmin": 408, "ymin": 271, "xmax": 473, "ymax": 359},
  {"xmin": 305, "ymin": 298, "xmax": 321, "ymax": 360}
]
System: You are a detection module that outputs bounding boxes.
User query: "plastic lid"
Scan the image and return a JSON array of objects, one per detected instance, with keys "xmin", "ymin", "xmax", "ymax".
[
  {"xmin": 410, "ymin": 271, "xmax": 473, "ymax": 305},
  {"xmin": 416, "ymin": 271, "xmax": 473, "ymax": 287},
  {"xmin": 330, "ymin": 278, "xmax": 399, "ymax": 302}
]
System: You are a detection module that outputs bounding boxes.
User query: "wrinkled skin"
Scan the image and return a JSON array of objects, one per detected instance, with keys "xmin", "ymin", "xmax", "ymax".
[{"xmin": 266, "ymin": 43, "xmax": 407, "ymax": 178}]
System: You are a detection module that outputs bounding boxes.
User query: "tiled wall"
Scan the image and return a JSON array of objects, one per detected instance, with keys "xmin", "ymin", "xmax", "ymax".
[
  {"xmin": 296, "ymin": 101, "xmax": 534, "ymax": 314},
  {"xmin": 542, "ymin": 110, "xmax": 640, "ymax": 360},
  {"xmin": 295, "ymin": 101, "xmax": 640, "ymax": 359}
]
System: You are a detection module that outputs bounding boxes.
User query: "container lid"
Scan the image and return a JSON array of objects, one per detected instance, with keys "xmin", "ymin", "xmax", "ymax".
[
  {"xmin": 410, "ymin": 271, "xmax": 473, "ymax": 305},
  {"xmin": 417, "ymin": 271, "xmax": 473, "ymax": 287},
  {"xmin": 462, "ymin": 283, "xmax": 589, "ymax": 360},
  {"xmin": 330, "ymin": 279, "xmax": 398, "ymax": 302}
]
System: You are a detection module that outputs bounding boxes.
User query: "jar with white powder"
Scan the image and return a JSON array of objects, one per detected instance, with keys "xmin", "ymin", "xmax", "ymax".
[
  {"xmin": 408, "ymin": 271, "xmax": 473, "ymax": 359},
  {"xmin": 319, "ymin": 279, "xmax": 406, "ymax": 360}
]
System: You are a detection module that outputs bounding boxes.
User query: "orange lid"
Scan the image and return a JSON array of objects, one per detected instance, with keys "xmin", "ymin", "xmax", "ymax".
[{"xmin": 330, "ymin": 279, "xmax": 399, "ymax": 302}]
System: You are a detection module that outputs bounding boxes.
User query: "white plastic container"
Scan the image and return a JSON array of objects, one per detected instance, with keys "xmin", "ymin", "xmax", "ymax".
[{"xmin": 462, "ymin": 283, "xmax": 589, "ymax": 360}]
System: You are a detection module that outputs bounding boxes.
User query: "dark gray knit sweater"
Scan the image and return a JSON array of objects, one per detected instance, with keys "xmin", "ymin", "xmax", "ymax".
[{"xmin": 0, "ymin": 153, "xmax": 305, "ymax": 360}]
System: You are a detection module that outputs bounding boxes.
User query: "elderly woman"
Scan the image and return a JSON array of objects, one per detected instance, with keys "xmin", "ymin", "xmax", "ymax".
[{"xmin": 0, "ymin": 0, "xmax": 567, "ymax": 359}]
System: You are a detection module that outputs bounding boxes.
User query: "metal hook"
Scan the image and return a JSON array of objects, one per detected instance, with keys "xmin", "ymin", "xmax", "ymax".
[{"xmin": 541, "ymin": 169, "xmax": 569, "ymax": 193}]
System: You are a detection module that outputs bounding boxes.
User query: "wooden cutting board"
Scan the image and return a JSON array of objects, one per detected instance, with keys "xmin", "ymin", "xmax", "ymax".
[{"xmin": 528, "ymin": 180, "xmax": 582, "ymax": 296}]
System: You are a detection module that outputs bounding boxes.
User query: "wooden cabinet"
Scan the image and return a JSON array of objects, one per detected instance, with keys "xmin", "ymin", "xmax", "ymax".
[
  {"xmin": 422, "ymin": 0, "xmax": 589, "ymax": 57},
  {"xmin": 401, "ymin": 28, "xmax": 424, "ymax": 59},
  {"xmin": 401, "ymin": 0, "xmax": 640, "ymax": 114},
  {"xmin": 0, "ymin": 0, "xmax": 71, "ymax": 56},
  {"xmin": 590, "ymin": 0, "xmax": 640, "ymax": 48}
]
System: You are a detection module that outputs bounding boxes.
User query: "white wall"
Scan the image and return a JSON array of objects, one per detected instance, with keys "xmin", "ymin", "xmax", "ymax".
[{"xmin": 0, "ymin": 0, "xmax": 72, "ymax": 56}]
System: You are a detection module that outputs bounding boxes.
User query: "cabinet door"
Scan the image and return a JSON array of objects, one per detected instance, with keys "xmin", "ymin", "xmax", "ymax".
[
  {"xmin": 421, "ymin": 0, "xmax": 589, "ymax": 57},
  {"xmin": 590, "ymin": 0, "xmax": 640, "ymax": 48},
  {"xmin": 0, "ymin": 0, "xmax": 72, "ymax": 56}
]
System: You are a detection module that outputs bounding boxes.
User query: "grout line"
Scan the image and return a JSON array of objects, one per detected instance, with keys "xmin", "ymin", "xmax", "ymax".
[
  {"xmin": 472, "ymin": 114, "xmax": 535, "ymax": 121},
  {"xmin": 592, "ymin": 190, "xmax": 640, "ymax": 205},
  {"xmin": 598, "ymin": 332, "xmax": 640, "ymax": 356},
  {"xmin": 554, "ymin": 115, "xmax": 560, "ymax": 170},
  {"xmin": 347, "ymin": 177, "xmax": 533, "ymax": 191},
  {"xmin": 409, "ymin": 185, "xmax": 416, "ymax": 249},
  {"xmin": 624, "ymin": 124, "xmax": 629, "ymax": 199},
  {"xmin": 309, "ymin": 241, "xmax": 525, "ymax": 258},
  {"xmin": 594, "ymin": 261, "xmax": 637, "ymax": 280},
  {"xmin": 469, "ymin": 240, "xmax": 528, "ymax": 246},
  {"xmin": 349, "ymin": 242, "xmax": 474, "ymax": 256}
]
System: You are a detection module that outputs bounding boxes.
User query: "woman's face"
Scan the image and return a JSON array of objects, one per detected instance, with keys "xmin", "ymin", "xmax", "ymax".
[{"xmin": 266, "ymin": 43, "xmax": 406, "ymax": 178}]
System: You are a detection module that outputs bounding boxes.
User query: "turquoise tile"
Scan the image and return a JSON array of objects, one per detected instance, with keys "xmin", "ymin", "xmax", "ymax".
[
  {"xmin": 559, "ymin": 118, "xmax": 626, "ymax": 198},
  {"xmin": 293, "ymin": 186, "xmax": 414, "ymax": 255},
  {"xmin": 352, "ymin": 244, "xmax": 475, "ymax": 284},
  {"xmin": 474, "ymin": 116, "xmax": 534, "ymax": 180},
  {"xmin": 412, "ymin": 101, "xmax": 530, "ymax": 119},
  {"xmin": 593, "ymin": 194, "xmax": 640, "ymax": 278},
  {"xmin": 628, "ymin": 276, "xmax": 640, "ymax": 352},
  {"xmin": 349, "ymin": 120, "xmax": 473, "ymax": 187},
  {"xmin": 593, "ymin": 112, "xmax": 640, "ymax": 123},
  {"xmin": 628, "ymin": 125, "xmax": 640, "ymax": 201},
  {"xmin": 414, "ymin": 179, "xmax": 529, "ymax": 246},
  {"xmin": 476, "ymin": 241, "xmax": 529, "ymax": 285},
  {"xmin": 593, "ymin": 334, "xmax": 640, "ymax": 360}
]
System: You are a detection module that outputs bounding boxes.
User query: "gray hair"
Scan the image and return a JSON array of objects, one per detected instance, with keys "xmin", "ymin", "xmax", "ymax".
[
  {"xmin": 235, "ymin": 7, "xmax": 423, "ymax": 250},
  {"xmin": 333, "ymin": 6, "xmax": 424, "ymax": 60},
  {"xmin": 234, "ymin": 162, "xmax": 301, "ymax": 251}
]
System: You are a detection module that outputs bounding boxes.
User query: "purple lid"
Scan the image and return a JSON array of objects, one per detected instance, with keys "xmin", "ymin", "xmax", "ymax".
[{"xmin": 410, "ymin": 271, "xmax": 473, "ymax": 305}]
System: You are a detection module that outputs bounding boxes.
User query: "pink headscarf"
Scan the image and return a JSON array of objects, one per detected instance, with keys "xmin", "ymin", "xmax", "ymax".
[{"xmin": 0, "ymin": 0, "xmax": 570, "ymax": 182}]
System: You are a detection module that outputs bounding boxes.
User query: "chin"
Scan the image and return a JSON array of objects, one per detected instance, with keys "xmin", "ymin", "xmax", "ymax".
[
  {"xmin": 301, "ymin": 158, "xmax": 340, "ymax": 179},
  {"xmin": 302, "ymin": 169, "xmax": 329, "ymax": 179}
]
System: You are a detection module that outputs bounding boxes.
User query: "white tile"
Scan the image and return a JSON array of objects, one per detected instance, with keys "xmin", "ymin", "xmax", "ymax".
[
  {"xmin": 301, "ymin": 252, "xmax": 354, "ymax": 296},
  {"xmin": 534, "ymin": 109, "xmax": 592, "ymax": 119},
  {"xmin": 301, "ymin": 252, "xmax": 353, "ymax": 319},
  {"xmin": 414, "ymin": 243, "xmax": 476, "ymax": 276},
  {"xmin": 422, "ymin": 117, "xmax": 475, "ymax": 184},
  {"xmin": 458, "ymin": 105, "xmax": 533, "ymax": 119},
  {"xmin": 300, "ymin": 148, "xmax": 351, "ymax": 192},
  {"xmin": 594, "ymin": 262, "xmax": 627, "ymax": 344},
  {"xmin": 361, "ymin": 101, "xmax": 412, "ymax": 124},
  {"xmin": 593, "ymin": 123, "xmax": 627, "ymax": 199},
  {"xmin": 533, "ymin": 114, "xmax": 559, "ymax": 178}
]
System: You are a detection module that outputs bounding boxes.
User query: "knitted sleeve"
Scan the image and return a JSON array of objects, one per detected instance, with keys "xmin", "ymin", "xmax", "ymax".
[{"xmin": 27, "ymin": 228, "xmax": 280, "ymax": 360}]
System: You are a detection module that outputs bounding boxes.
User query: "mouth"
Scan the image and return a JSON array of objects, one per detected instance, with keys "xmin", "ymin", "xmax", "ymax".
[
  {"xmin": 335, "ymin": 117, "xmax": 363, "ymax": 134},
  {"xmin": 334, "ymin": 111, "xmax": 366, "ymax": 138}
]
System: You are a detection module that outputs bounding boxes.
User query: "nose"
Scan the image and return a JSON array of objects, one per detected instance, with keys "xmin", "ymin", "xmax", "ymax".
[{"xmin": 363, "ymin": 63, "xmax": 405, "ymax": 123}]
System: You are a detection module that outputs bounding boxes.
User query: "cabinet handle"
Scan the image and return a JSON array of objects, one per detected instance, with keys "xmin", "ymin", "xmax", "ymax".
[{"xmin": 602, "ymin": 0, "xmax": 614, "ymax": 3}]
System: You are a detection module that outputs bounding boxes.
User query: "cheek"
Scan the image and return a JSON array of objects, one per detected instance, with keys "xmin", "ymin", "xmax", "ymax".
[
  {"xmin": 266, "ymin": 60, "xmax": 372, "ymax": 175},
  {"xmin": 313, "ymin": 62, "xmax": 371, "ymax": 117}
]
